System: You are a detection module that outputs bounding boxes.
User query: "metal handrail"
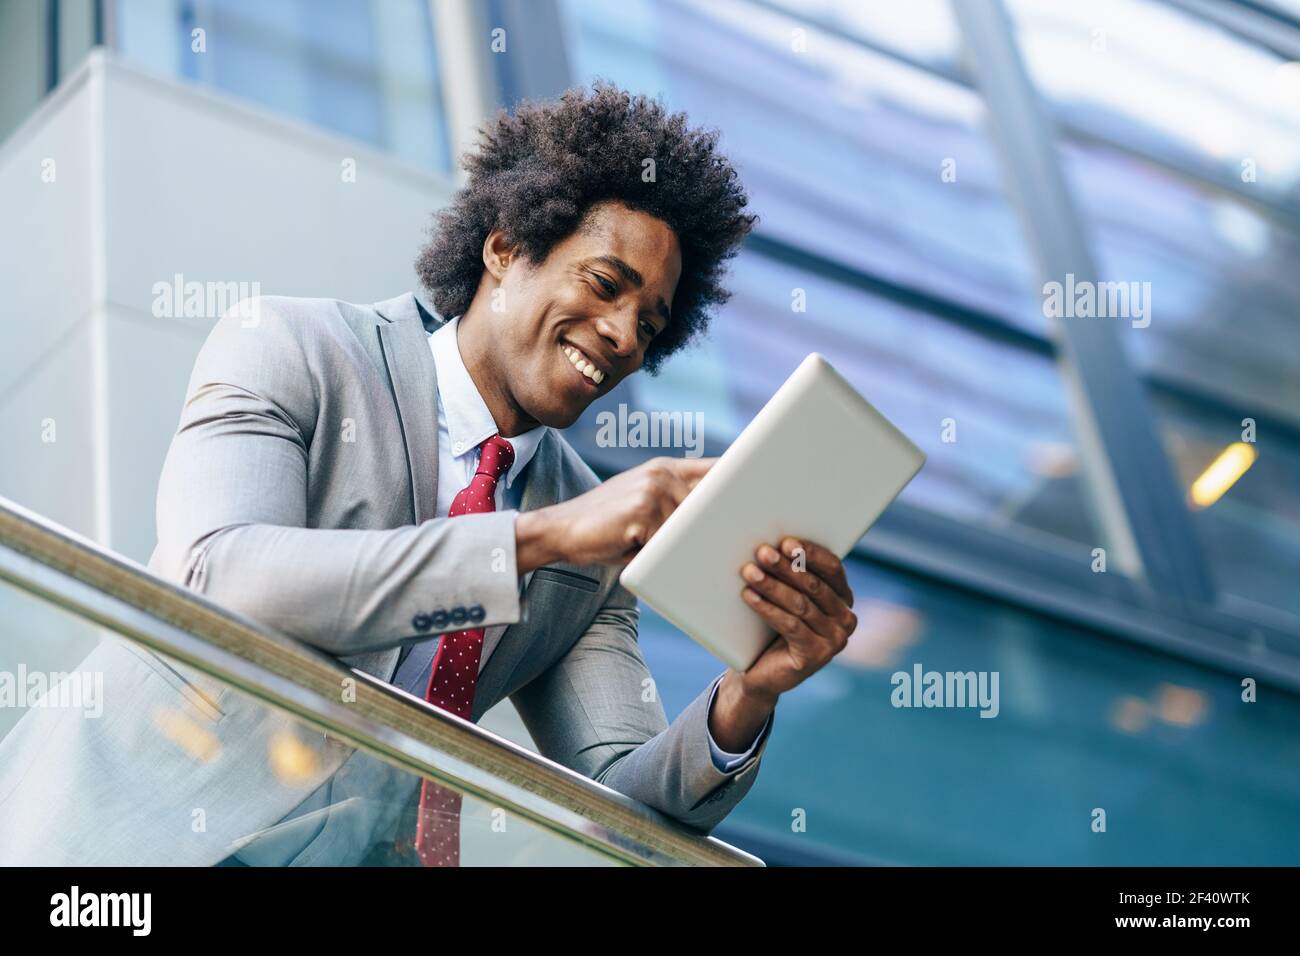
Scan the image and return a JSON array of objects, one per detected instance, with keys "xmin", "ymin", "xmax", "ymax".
[{"xmin": 0, "ymin": 496, "xmax": 763, "ymax": 867}]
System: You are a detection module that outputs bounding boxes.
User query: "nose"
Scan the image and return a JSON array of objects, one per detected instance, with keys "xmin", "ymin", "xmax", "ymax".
[{"xmin": 593, "ymin": 307, "xmax": 639, "ymax": 361}]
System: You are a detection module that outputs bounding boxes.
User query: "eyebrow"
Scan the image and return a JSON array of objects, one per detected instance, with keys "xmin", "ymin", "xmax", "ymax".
[{"xmin": 582, "ymin": 255, "xmax": 671, "ymax": 325}]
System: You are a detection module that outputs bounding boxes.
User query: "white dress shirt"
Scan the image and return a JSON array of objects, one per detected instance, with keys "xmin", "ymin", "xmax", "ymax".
[{"xmin": 392, "ymin": 314, "xmax": 764, "ymax": 771}]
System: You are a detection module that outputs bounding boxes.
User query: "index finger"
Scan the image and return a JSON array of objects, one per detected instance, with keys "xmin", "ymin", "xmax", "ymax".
[
  {"xmin": 779, "ymin": 537, "xmax": 853, "ymax": 603},
  {"xmin": 666, "ymin": 456, "xmax": 717, "ymax": 490}
]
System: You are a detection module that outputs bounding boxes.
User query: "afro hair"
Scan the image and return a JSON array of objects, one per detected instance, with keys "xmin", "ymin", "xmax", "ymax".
[{"xmin": 415, "ymin": 80, "xmax": 757, "ymax": 373}]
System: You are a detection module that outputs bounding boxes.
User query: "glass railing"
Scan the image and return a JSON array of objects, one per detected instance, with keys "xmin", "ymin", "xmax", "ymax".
[{"xmin": 0, "ymin": 497, "xmax": 762, "ymax": 867}]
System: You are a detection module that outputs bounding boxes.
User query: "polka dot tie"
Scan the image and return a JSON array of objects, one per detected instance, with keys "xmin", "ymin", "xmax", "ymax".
[{"xmin": 413, "ymin": 433, "xmax": 514, "ymax": 867}]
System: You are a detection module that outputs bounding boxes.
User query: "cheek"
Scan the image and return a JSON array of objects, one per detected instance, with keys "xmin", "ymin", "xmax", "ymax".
[
  {"xmin": 512, "ymin": 304, "xmax": 562, "ymax": 376},
  {"xmin": 524, "ymin": 295, "xmax": 571, "ymax": 349}
]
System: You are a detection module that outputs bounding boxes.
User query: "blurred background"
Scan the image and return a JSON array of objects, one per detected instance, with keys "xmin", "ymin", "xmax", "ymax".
[{"xmin": 1, "ymin": 0, "xmax": 1298, "ymax": 865}]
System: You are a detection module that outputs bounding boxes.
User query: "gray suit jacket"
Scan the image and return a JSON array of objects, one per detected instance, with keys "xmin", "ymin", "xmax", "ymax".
[{"xmin": 0, "ymin": 292, "xmax": 773, "ymax": 865}]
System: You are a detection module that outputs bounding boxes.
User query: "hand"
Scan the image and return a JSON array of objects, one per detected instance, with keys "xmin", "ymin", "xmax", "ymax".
[
  {"xmin": 515, "ymin": 456, "xmax": 716, "ymax": 571},
  {"xmin": 735, "ymin": 537, "xmax": 857, "ymax": 700}
]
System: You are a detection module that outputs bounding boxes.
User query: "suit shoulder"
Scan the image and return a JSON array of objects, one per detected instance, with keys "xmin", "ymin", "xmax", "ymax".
[
  {"xmin": 218, "ymin": 295, "xmax": 378, "ymax": 343},
  {"xmin": 207, "ymin": 295, "xmax": 395, "ymax": 382}
]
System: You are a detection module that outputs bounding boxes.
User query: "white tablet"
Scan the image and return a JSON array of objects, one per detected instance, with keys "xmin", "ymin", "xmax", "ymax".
[{"xmin": 619, "ymin": 353, "xmax": 925, "ymax": 672}]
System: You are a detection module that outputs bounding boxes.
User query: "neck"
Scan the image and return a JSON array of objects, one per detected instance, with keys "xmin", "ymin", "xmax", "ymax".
[{"xmin": 455, "ymin": 300, "xmax": 540, "ymax": 439}]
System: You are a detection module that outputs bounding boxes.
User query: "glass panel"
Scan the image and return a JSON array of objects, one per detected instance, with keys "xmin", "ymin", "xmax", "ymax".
[
  {"xmin": 115, "ymin": 0, "xmax": 451, "ymax": 172},
  {"xmin": 640, "ymin": 559, "xmax": 1300, "ymax": 865},
  {"xmin": 1055, "ymin": 138, "xmax": 1300, "ymax": 619},
  {"xmin": 559, "ymin": 0, "xmax": 1041, "ymax": 330},
  {"xmin": 0, "ymin": 0, "xmax": 103, "ymax": 144},
  {"xmin": 1149, "ymin": 390, "xmax": 1300, "ymax": 620},
  {"xmin": 1007, "ymin": 0, "xmax": 1300, "ymax": 210},
  {"xmin": 0, "ymin": 576, "xmax": 620, "ymax": 866},
  {"xmin": 1061, "ymin": 139, "xmax": 1300, "ymax": 420},
  {"xmin": 762, "ymin": 0, "xmax": 963, "ymax": 73}
]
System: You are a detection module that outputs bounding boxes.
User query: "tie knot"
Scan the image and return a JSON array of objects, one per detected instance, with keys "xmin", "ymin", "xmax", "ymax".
[{"xmin": 476, "ymin": 434, "xmax": 514, "ymax": 479}]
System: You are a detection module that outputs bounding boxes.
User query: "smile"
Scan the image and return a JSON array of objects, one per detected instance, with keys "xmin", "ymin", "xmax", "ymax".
[{"xmin": 561, "ymin": 343, "xmax": 606, "ymax": 385}]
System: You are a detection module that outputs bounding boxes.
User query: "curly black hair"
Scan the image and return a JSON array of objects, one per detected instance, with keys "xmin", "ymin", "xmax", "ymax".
[{"xmin": 415, "ymin": 81, "xmax": 757, "ymax": 373}]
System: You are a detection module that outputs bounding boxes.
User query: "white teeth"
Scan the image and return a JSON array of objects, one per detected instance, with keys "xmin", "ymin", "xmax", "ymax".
[{"xmin": 561, "ymin": 345, "xmax": 604, "ymax": 384}]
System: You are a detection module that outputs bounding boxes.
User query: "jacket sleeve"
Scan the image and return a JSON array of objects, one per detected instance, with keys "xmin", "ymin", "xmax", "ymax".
[
  {"xmin": 509, "ymin": 581, "xmax": 774, "ymax": 834},
  {"xmin": 149, "ymin": 298, "xmax": 523, "ymax": 656}
]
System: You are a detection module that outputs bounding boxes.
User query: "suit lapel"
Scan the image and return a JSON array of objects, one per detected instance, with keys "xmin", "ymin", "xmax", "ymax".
[
  {"xmin": 374, "ymin": 296, "xmax": 440, "ymax": 525},
  {"xmin": 517, "ymin": 427, "xmax": 565, "ymax": 515}
]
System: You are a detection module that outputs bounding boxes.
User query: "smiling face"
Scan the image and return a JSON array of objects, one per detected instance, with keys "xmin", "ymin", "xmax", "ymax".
[{"xmin": 459, "ymin": 200, "xmax": 683, "ymax": 432}]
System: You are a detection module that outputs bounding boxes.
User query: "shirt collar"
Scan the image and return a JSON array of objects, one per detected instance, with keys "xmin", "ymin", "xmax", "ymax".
[{"xmin": 427, "ymin": 315, "xmax": 546, "ymax": 490}]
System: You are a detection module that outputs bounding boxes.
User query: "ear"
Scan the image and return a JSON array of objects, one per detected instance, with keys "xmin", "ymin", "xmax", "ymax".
[{"xmin": 481, "ymin": 229, "xmax": 517, "ymax": 281}]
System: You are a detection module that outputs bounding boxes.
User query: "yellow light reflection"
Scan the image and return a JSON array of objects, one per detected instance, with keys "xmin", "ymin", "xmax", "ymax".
[
  {"xmin": 154, "ymin": 708, "xmax": 222, "ymax": 763},
  {"xmin": 1155, "ymin": 683, "xmax": 1209, "ymax": 727},
  {"xmin": 1109, "ymin": 695, "xmax": 1150, "ymax": 735},
  {"xmin": 1188, "ymin": 442, "xmax": 1256, "ymax": 510},
  {"xmin": 838, "ymin": 598, "xmax": 922, "ymax": 670},
  {"xmin": 268, "ymin": 730, "xmax": 322, "ymax": 784}
]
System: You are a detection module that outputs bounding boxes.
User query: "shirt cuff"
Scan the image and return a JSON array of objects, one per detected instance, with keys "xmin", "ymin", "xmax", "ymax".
[{"xmin": 704, "ymin": 673, "xmax": 770, "ymax": 773}]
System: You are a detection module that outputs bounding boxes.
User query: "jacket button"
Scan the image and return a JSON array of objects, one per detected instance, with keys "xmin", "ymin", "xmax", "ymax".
[
  {"xmin": 431, "ymin": 609, "xmax": 449, "ymax": 629},
  {"xmin": 468, "ymin": 605, "xmax": 485, "ymax": 624},
  {"xmin": 412, "ymin": 614, "xmax": 432, "ymax": 632},
  {"xmin": 451, "ymin": 607, "xmax": 467, "ymax": 625}
]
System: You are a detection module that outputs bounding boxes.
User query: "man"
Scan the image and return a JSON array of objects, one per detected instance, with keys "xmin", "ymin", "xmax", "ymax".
[{"xmin": 0, "ymin": 83, "xmax": 858, "ymax": 866}]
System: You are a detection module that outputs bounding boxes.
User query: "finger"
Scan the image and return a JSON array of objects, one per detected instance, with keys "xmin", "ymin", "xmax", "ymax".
[
  {"xmin": 778, "ymin": 537, "xmax": 853, "ymax": 604},
  {"xmin": 624, "ymin": 492, "xmax": 676, "ymax": 553},
  {"xmin": 656, "ymin": 465, "xmax": 695, "ymax": 509},
  {"xmin": 740, "ymin": 561, "xmax": 835, "ymax": 636},
  {"xmin": 647, "ymin": 456, "xmax": 717, "ymax": 517},
  {"xmin": 754, "ymin": 542, "xmax": 849, "ymax": 621},
  {"xmin": 666, "ymin": 456, "xmax": 717, "ymax": 490},
  {"xmin": 615, "ymin": 541, "xmax": 644, "ymax": 566},
  {"xmin": 635, "ymin": 457, "xmax": 697, "ymax": 515},
  {"xmin": 740, "ymin": 585, "xmax": 824, "ymax": 654}
]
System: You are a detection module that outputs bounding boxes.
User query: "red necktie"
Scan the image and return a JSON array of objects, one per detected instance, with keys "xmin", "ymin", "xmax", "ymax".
[{"xmin": 413, "ymin": 433, "xmax": 515, "ymax": 867}]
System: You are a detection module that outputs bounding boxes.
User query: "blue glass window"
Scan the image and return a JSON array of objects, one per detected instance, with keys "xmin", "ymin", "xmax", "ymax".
[{"xmin": 116, "ymin": 0, "xmax": 451, "ymax": 171}]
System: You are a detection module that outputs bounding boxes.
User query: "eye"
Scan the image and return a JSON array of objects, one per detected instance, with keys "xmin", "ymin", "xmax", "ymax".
[
  {"xmin": 590, "ymin": 273, "xmax": 617, "ymax": 297},
  {"xmin": 639, "ymin": 319, "xmax": 658, "ymax": 338}
]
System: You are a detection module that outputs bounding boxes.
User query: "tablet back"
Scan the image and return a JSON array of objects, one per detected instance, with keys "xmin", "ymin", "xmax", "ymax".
[{"xmin": 619, "ymin": 353, "xmax": 925, "ymax": 671}]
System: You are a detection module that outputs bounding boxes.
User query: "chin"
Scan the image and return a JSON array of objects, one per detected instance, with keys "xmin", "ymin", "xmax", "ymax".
[
  {"xmin": 536, "ymin": 403, "xmax": 587, "ymax": 430},
  {"xmin": 518, "ymin": 390, "xmax": 584, "ymax": 430}
]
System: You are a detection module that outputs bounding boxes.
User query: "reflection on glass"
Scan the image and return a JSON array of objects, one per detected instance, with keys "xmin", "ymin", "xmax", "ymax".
[
  {"xmin": 1062, "ymin": 139, "xmax": 1300, "ymax": 421},
  {"xmin": 115, "ymin": 0, "xmax": 451, "ymax": 171},
  {"xmin": 1151, "ymin": 391, "xmax": 1300, "ymax": 618},
  {"xmin": 636, "ymin": 559, "xmax": 1300, "ymax": 865},
  {"xmin": 1008, "ymin": 0, "xmax": 1300, "ymax": 204},
  {"xmin": 0, "ymin": 578, "xmax": 619, "ymax": 866},
  {"xmin": 761, "ymin": 0, "xmax": 963, "ymax": 72},
  {"xmin": 560, "ymin": 0, "xmax": 1040, "ymax": 328},
  {"xmin": 1188, "ymin": 442, "xmax": 1257, "ymax": 510}
]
